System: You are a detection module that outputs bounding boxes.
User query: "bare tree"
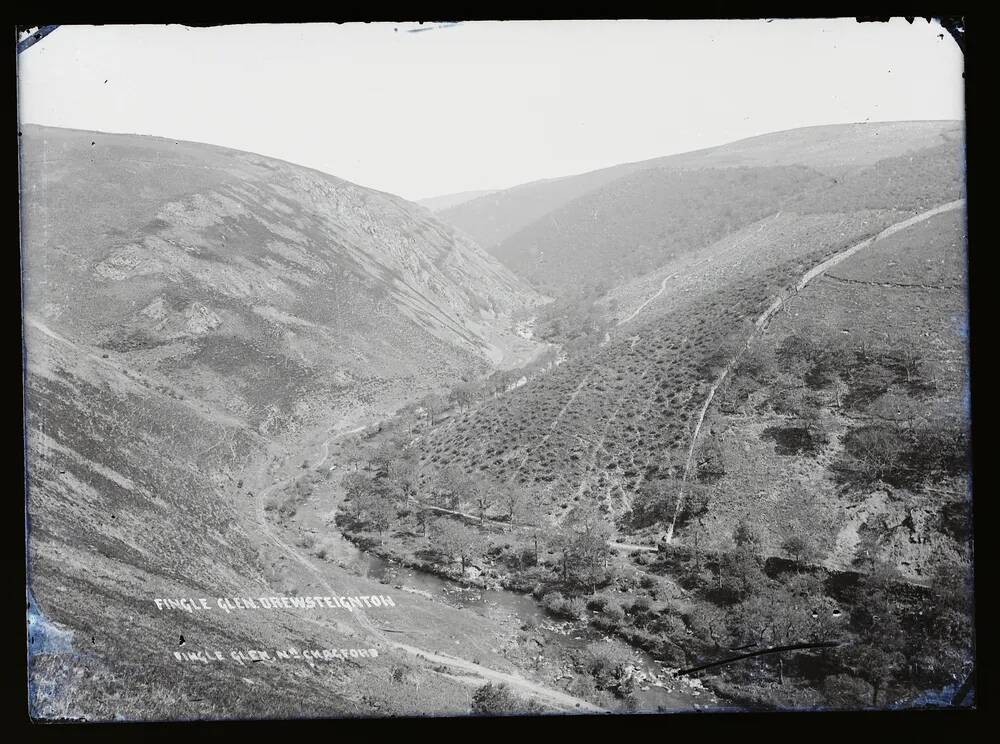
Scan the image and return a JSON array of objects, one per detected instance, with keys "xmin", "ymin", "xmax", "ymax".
[{"xmin": 431, "ymin": 518, "xmax": 485, "ymax": 576}]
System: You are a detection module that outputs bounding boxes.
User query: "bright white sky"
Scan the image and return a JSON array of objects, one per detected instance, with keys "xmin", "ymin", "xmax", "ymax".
[{"xmin": 18, "ymin": 19, "xmax": 963, "ymax": 201}]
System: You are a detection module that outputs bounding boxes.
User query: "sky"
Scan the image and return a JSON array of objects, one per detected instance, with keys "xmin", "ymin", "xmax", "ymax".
[{"xmin": 18, "ymin": 19, "xmax": 964, "ymax": 202}]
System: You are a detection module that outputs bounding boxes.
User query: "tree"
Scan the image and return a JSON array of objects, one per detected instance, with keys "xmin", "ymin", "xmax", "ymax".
[
  {"xmin": 411, "ymin": 500, "xmax": 434, "ymax": 539},
  {"xmin": 686, "ymin": 603, "xmax": 731, "ymax": 649},
  {"xmin": 431, "ymin": 518, "xmax": 485, "ymax": 576},
  {"xmin": 345, "ymin": 475, "xmax": 397, "ymax": 545},
  {"xmin": 342, "ymin": 471, "xmax": 374, "ymax": 503},
  {"xmin": 883, "ymin": 335, "xmax": 924, "ymax": 384},
  {"xmin": 468, "ymin": 477, "xmax": 498, "ymax": 524},
  {"xmin": 448, "ymin": 382, "xmax": 478, "ymax": 413},
  {"xmin": 485, "ymin": 369, "xmax": 514, "ymax": 400},
  {"xmin": 567, "ymin": 503, "xmax": 614, "ymax": 593},
  {"xmin": 717, "ymin": 545, "xmax": 770, "ymax": 604},
  {"xmin": 781, "ymin": 533, "xmax": 823, "ymax": 570},
  {"xmin": 419, "ymin": 393, "xmax": 448, "ymax": 426},
  {"xmin": 513, "ymin": 498, "xmax": 548, "ymax": 565},
  {"xmin": 498, "ymin": 483, "xmax": 527, "ymax": 527},
  {"xmin": 549, "ymin": 526, "xmax": 577, "ymax": 585},
  {"xmin": 369, "ymin": 438, "xmax": 405, "ymax": 476},
  {"xmin": 629, "ymin": 479, "xmax": 677, "ymax": 529},
  {"xmin": 430, "ymin": 465, "xmax": 469, "ymax": 510},
  {"xmin": 733, "ymin": 518, "xmax": 763, "ymax": 553},
  {"xmin": 837, "ymin": 565, "xmax": 908, "ymax": 705},
  {"xmin": 385, "ymin": 454, "xmax": 419, "ymax": 504}
]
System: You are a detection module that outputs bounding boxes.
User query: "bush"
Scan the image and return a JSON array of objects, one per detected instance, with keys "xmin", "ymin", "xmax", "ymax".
[
  {"xmin": 650, "ymin": 613, "xmax": 687, "ymax": 639},
  {"xmin": 585, "ymin": 641, "xmax": 636, "ymax": 694},
  {"xmin": 470, "ymin": 683, "xmax": 541, "ymax": 715},
  {"xmin": 594, "ymin": 604, "xmax": 626, "ymax": 632},
  {"xmin": 630, "ymin": 596, "xmax": 653, "ymax": 615},
  {"xmin": 586, "ymin": 595, "xmax": 610, "ymax": 612},
  {"xmin": 543, "ymin": 592, "xmax": 587, "ymax": 620}
]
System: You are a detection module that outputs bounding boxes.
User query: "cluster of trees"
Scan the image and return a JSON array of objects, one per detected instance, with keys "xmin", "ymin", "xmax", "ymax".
[
  {"xmin": 344, "ymin": 440, "xmax": 629, "ymax": 592},
  {"xmin": 721, "ymin": 325, "xmax": 944, "ymax": 419},
  {"xmin": 678, "ymin": 517, "xmax": 973, "ymax": 706},
  {"xmin": 344, "ymin": 460, "xmax": 494, "ymax": 577},
  {"xmin": 627, "ymin": 478, "xmax": 712, "ymax": 531},
  {"xmin": 835, "ymin": 414, "xmax": 968, "ymax": 491},
  {"xmin": 546, "ymin": 503, "xmax": 615, "ymax": 593},
  {"xmin": 341, "ymin": 436, "xmax": 421, "ymax": 543},
  {"xmin": 714, "ymin": 324, "xmax": 966, "ymax": 496},
  {"xmin": 343, "ymin": 436, "xmax": 555, "ymax": 576}
]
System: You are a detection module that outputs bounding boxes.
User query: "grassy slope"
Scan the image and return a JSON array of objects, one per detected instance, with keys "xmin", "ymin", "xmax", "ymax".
[
  {"xmin": 22, "ymin": 126, "xmax": 550, "ymax": 719},
  {"xmin": 437, "ymin": 121, "xmax": 962, "ymax": 252}
]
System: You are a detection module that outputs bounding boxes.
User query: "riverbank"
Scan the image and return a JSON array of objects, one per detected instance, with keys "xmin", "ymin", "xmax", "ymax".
[{"xmin": 337, "ymin": 521, "xmax": 720, "ymax": 711}]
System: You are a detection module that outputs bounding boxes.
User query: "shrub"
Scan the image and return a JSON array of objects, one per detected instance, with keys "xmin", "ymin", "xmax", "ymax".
[
  {"xmin": 594, "ymin": 603, "xmax": 627, "ymax": 632},
  {"xmin": 585, "ymin": 641, "xmax": 636, "ymax": 694},
  {"xmin": 586, "ymin": 595, "xmax": 610, "ymax": 612},
  {"xmin": 543, "ymin": 592, "xmax": 587, "ymax": 620},
  {"xmin": 630, "ymin": 596, "xmax": 653, "ymax": 615},
  {"xmin": 471, "ymin": 683, "xmax": 524, "ymax": 715}
]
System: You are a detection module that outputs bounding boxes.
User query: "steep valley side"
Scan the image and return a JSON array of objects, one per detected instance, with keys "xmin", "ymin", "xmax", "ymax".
[{"xmin": 22, "ymin": 126, "xmax": 570, "ymax": 719}]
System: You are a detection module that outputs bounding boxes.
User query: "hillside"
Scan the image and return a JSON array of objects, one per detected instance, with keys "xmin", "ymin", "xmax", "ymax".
[
  {"xmin": 341, "ymin": 128, "xmax": 970, "ymax": 708},
  {"xmin": 491, "ymin": 165, "xmax": 831, "ymax": 295},
  {"xmin": 490, "ymin": 128, "xmax": 964, "ymax": 296},
  {"xmin": 410, "ymin": 138, "xmax": 965, "ymax": 525},
  {"xmin": 437, "ymin": 120, "xmax": 962, "ymax": 261},
  {"xmin": 21, "ymin": 126, "xmax": 545, "ymax": 430},
  {"xmin": 21, "ymin": 125, "xmax": 552, "ymax": 719},
  {"xmin": 22, "ymin": 119, "xmax": 972, "ymax": 716}
]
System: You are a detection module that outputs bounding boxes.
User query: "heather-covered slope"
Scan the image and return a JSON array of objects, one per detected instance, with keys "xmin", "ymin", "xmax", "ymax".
[
  {"xmin": 21, "ymin": 125, "xmax": 547, "ymax": 719},
  {"xmin": 21, "ymin": 125, "xmax": 543, "ymax": 431}
]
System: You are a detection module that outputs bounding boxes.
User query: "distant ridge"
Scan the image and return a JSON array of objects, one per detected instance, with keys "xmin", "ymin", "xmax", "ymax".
[
  {"xmin": 436, "ymin": 120, "xmax": 963, "ymax": 252},
  {"xmin": 417, "ymin": 188, "xmax": 499, "ymax": 212}
]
